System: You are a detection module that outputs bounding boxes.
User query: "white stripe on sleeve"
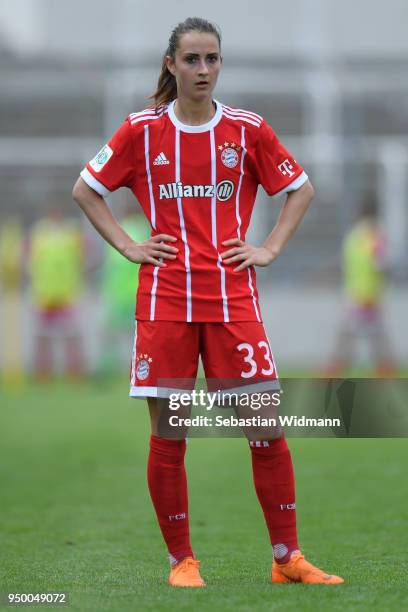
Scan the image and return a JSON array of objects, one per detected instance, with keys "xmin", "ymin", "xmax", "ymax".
[
  {"xmin": 273, "ymin": 171, "xmax": 309, "ymax": 198},
  {"xmin": 80, "ymin": 167, "xmax": 111, "ymax": 197}
]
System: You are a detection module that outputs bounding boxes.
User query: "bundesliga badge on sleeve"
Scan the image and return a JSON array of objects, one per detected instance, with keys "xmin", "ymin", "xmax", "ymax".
[{"xmin": 89, "ymin": 144, "xmax": 113, "ymax": 173}]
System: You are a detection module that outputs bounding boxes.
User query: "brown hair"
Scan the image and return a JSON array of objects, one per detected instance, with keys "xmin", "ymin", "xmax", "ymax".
[{"xmin": 150, "ymin": 17, "xmax": 222, "ymax": 109}]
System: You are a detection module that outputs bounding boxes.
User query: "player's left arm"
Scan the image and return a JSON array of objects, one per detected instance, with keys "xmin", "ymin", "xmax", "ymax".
[{"xmin": 221, "ymin": 179, "xmax": 314, "ymax": 272}]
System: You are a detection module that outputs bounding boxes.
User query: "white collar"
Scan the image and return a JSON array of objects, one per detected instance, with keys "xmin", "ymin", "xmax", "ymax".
[{"xmin": 167, "ymin": 99, "xmax": 222, "ymax": 133}]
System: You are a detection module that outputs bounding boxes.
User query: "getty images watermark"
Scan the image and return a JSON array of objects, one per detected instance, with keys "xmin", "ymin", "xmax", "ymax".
[
  {"xmin": 151, "ymin": 378, "xmax": 408, "ymax": 438},
  {"xmin": 167, "ymin": 389, "xmax": 341, "ymax": 429}
]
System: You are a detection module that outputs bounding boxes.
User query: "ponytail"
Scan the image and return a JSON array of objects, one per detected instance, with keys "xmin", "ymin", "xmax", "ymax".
[
  {"xmin": 150, "ymin": 53, "xmax": 178, "ymax": 109},
  {"xmin": 149, "ymin": 17, "xmax": 222, "ymax": 110}
]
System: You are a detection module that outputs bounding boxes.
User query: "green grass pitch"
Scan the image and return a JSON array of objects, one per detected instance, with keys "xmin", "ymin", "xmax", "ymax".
[{"xmin": 1, "ymin": 380, "xmax": 407, "ymax": 611}]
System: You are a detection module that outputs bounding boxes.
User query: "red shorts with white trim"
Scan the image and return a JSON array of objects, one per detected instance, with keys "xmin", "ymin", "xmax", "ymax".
[{"xmin": 129, "ymin": 321, "xmax": 279, "ymax": 398}]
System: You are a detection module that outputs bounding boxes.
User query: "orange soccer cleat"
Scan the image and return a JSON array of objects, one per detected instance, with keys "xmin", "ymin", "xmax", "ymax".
[
  {"xmin": 272, "ymin": 552, "xmax": 344, "ymax": 584},
  {"xmin": 168, "ymin": 557, "xmax": 206, "ymax": 587}
]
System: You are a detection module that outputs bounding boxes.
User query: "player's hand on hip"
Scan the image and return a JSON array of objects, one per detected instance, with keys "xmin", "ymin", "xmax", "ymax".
[
  {"xmin": 123, "ymin": 234, "xmax": 178, "ymax": 267},
  {"xmin": 220, "ymin": 239, "xmax": 277, "ymax": 272}
]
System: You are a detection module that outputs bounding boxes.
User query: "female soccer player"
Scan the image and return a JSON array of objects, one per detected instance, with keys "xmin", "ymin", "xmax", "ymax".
[{"xmin": 73, "ymin": 17, "xmax": 344, "ymax": 587}]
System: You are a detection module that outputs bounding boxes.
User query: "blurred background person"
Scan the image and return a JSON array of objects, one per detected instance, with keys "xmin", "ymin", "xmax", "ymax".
[
  {"xmin": 96, "ymin": 205, "xmax": 150, "ymax": 380},
  {"xmin": 27, "ymin": 205, "xmax": 86, "ymax": 379},
  {"xmin": 327, "ymin": 197, "xmax": 397, "ymax": 376},
  {"xmin": 0, "ymin": 217, "xmax": 24, "ymax": 386}
]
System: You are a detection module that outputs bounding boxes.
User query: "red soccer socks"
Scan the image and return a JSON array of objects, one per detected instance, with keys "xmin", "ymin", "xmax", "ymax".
[
  {"xmin": 147, "ymin": 435, "xmax": 194, "ymax": 564},
  {"xmin": 147, "ymin": 434, "xmax": 298, "ymax": 567},
  {"xmin": 250, "ymin": 437, "xmax": 299, "ymax": 564}
]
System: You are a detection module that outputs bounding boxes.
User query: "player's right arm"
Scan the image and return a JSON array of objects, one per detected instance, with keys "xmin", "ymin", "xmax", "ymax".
[
  {"xmin": 72, "ymin": 178, "xmax": 177, "ymax": 268},
  {"xmin": 72, "ymin": 117, "xmax": 178, "ymax": 268}
]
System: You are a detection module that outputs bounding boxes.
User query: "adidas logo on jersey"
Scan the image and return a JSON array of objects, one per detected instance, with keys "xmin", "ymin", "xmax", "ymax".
[{"xmin": 153, "ymin": 152, "xmax": 170, "ymax": 166}]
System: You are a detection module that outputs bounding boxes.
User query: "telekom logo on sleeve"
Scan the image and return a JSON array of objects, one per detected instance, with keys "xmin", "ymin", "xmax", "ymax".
[{"xmin": 278, "ymin": 158, "xmax": 295, "ymax": 177}]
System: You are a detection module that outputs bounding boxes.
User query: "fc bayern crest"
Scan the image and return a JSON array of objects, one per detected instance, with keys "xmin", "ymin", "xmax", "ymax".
[
  {"xmin": 218, "ymin": 141, "xmax": 241, "ymax": 169},
  {"xmin": 221, "ymin": 147, "xmax": 239, "ymax": 168},
  {"xmin": 136, "ymin": 353, "xmax": 152, "ymax": 381}
]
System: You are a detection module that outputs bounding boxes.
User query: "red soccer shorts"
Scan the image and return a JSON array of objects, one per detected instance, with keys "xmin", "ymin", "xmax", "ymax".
[{"xmin": 129, "ymin": 321, "xmax": 279, "ymax": 398}]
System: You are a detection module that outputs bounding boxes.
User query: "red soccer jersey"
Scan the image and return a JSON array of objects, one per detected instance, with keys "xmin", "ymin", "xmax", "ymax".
[{"xmin": 81, "ymin": 99, "xmax": 308, "ymax": 322}]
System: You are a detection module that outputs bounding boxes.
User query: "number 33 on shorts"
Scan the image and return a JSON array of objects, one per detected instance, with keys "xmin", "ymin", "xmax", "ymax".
[
  {"xmin": 200, "ymin": 321, "xmax": 278, "ymax": 387},
  {"xmin": 237, "ymin": 341, "xmax": 275, "ymax": 379}
]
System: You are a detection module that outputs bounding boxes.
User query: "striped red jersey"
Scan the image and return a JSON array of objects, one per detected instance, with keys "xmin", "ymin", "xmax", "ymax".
[{"xmin": 81, "ymin": 99, "xmax": 308, "ymax": 322}]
